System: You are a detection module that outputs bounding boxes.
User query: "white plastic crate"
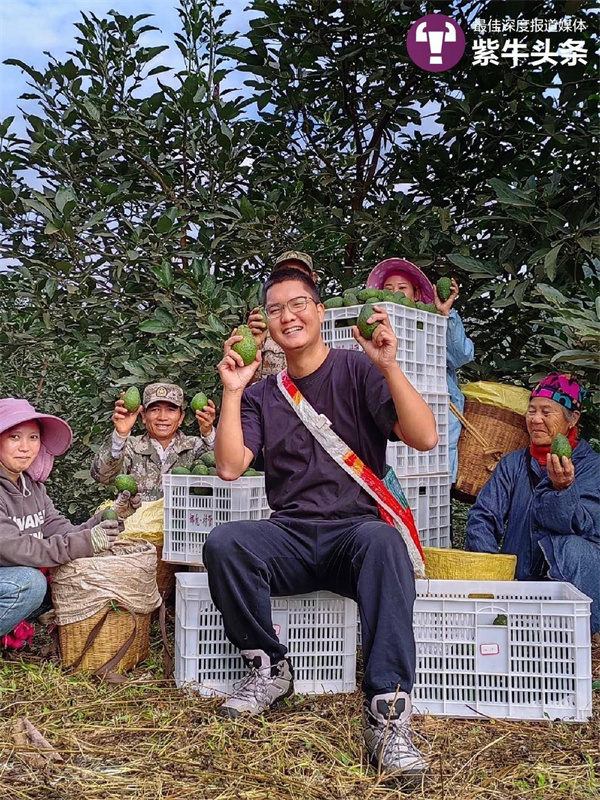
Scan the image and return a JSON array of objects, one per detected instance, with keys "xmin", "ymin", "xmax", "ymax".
[
  {"xmin": 402, "ymin": 473, "xmax": 451, "ymax": 549},
  {"xmin": 175, "ymin": 572, "xmax": 357, "ymax": 696},
  {"xmin": 163, "ymin": 474, "xmax": 271, "ymax": 564},
  {"xmin": 387, "ymin": 393, "xmax": 449, "ymax": 476},
  {"xmin": 413, "ymin": 579, "xmax": 592, "ymax": 721},
  {"xmin": 322, "ymin": 303, "xmax": 447, "ymax": 393}
]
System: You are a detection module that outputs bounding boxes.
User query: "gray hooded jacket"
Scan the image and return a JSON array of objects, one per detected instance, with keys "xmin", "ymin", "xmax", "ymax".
[{"xmin": 0, "ymin": 470, "xmax": 95, "ymax": 568}]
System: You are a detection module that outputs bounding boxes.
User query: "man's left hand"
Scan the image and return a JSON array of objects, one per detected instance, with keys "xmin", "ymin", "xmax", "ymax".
[
  {"xmin": 546, "ymin": 453, "xmax": 575, "ymax": 491},
  {"xmin": 196, "ymin": 399, "xmax": 216, "ymax": 436},
  {"xmin": 112, "ymin": 490, "xmax": 142, "ymax": 520},
  {"xmin": 353, "ymin": 306, "xmax": 398, "ymax": 372}
]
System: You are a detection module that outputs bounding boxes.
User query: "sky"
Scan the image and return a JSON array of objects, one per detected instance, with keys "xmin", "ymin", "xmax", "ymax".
[{"xmin": 0, "ymin": 0, "xmax": 255, "ymax": 121}]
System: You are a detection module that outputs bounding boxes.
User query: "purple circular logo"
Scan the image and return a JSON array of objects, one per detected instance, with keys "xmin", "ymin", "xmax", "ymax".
[{"xmin": 407, "ymin": 14, "xmax": 465, "ymax": 73}]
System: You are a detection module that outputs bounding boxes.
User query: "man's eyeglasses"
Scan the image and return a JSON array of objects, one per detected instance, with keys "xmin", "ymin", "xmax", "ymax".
[{"xmin": 265, "ymin": 296, "xmax": 318, "ymax": 319}]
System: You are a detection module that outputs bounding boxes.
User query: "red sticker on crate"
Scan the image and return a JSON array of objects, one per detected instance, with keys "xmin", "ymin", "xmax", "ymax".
[{"xmin": 480, "ymin": 643, "xmax": 500, "ymax": 656}]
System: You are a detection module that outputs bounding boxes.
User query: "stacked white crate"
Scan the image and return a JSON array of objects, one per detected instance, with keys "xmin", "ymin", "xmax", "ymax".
[{"xmin": 322, "ymin": 301, "xmax": 452, "ymax": 549}]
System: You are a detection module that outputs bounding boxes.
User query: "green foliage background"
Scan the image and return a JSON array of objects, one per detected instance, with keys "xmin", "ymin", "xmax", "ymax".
[{"xmin": 0, "ymin": 0, "xmax": 598, "ymax": 520}]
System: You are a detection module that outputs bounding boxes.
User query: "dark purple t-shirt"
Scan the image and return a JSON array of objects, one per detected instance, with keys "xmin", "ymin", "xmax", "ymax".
[{"xmin": 241, "ymin": 349, "xmax": 398, "ymax": 519}]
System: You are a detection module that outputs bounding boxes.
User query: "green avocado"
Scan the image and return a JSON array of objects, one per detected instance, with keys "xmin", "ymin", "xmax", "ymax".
[
  {"xmin": 114, "ymin": 474, "xmax": 138, "ymax": 495},
  {"xmin": 380, "ymin": 289, "xmax": 395, "ymax": 302},
  {"xmin": 232, "ymin": 324, "xmax": 258, "ymax": 366},
  {"xmin": 415, "ymin": 301, "xmax": 427, "ymax": 310},
  {"xmin": 323, "ymin": 297, "xmax": 344, "ymax": 309},
  {"xmin": 257, "ymin": 307, "xmax": 269, "ymax": 327},
  {"xmin": 422, "ymin": 303, "xmax": 438, "ymax": 314},
  {"xmin": 122, "ymin": 386, "xmax": 141, "ymax": 413},
  {"xmin": 191, "ymin": 463, "xmax": 209, "ymax": 475},
  {"xmin": 191, "ymin": 486, "xmax": 212, "ymax": 496},
  {"xmin": 399, "ymin": 297, "xmax": 416, "ymax": 308},
  {"xmin": 551, "ymin": 434, "xmax": 572, "ymax": 460},
  {"xmin": 342, "ymin": 291, "xmax": 359, "ymax": 307},
  {"xmin": 357, "ymin": 304, "xmax": 380, "ymax": 340},
  {"xmin": 207, "ymin": 467, "xmax": 218, "ymax": 475},
  {"xmin": 243, "ymin": 468, "xmax": 260, "ymax": 476},
  {"xmin": 190, "ymin": 392, "xmax": 208, "ymax": 413},
  {"xmin": 201, "ymin": 451, "xmax": 216, "ymax": 468},
  {"xmin": 492, "ymin": 614, "xmax": 508, "ymax": 626},
  {"xmin": 436, "ymin": 277, "xmax": 452, "ymax": 302},
  {"xmin": 171, "ymin": 466, "xmax": 191, "ymax": 475},
  {"xmin": 101, "ymin": 508, "xmax": 119, "ymax": 521},
  {"xmin": 357, "ymin": 288, "xmax": 380, "ymax": 302},
  {"xmin": 393, "ymin": 291, "xmax": 406, "ymax": 303}
]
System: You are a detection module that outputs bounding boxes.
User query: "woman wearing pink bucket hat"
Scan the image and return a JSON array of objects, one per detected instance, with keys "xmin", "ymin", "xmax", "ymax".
[
  {"xmin": 366, "ymin": 258, "xmax": 475, "ymax": 485},
  {"xmin": 0, "ymin": 399, "xmax": 122, "ymax": 650}
]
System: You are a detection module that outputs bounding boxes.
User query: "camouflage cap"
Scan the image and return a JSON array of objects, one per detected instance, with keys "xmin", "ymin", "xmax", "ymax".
[
  {"xmin": 143, "ymin": 383, "xmax": 184, "ymax": 408},
  {"xmin": 274, "ymin": 250, "xmax": 313, "ymax": 273}
]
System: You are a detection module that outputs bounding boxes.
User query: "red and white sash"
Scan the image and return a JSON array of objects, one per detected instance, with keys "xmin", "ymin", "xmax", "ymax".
[{"xmin": 276, "ymin": 369, "xmax": 425, "ymax": 578}]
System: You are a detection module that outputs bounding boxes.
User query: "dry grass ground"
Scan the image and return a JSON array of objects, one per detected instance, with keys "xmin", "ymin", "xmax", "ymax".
[{"xmin": 0, "ymin": 619, "xmax": 598, "ymax": 800}]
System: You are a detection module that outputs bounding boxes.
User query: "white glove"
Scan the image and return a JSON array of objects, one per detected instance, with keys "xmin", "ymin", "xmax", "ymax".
[
  {"xmin": 112, "ymin": 490, "xmax": 142, "ymax": 520},
  {"xmin": 90, "ymin": 519, "xmax": 121, "ymax": 553}
]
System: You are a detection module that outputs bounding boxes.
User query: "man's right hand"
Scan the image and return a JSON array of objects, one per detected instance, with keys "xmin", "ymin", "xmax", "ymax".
[
  {"xmin": 217, "ymin": 330, "xmax": 262, "ymax": 393},
  {"xmin": 112, "ymin": 392, "xmax": 141, "ymax": 437},
  {"xmin": 247, "ymin": 307, "xmax": 269, "ymax": 348}
]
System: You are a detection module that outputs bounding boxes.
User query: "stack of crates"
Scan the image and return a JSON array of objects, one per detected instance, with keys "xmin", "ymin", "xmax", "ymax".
[{"xmin": 322, "ymin": 301, "xmax": 452, "ymax": 549}]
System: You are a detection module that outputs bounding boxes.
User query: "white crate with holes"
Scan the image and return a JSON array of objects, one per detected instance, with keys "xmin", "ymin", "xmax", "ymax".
[
  {"xmin": 387, "ymin": 393, "xmax": 449, "ymax": 477},
  {"xmin": 401, "ymin": 473, "xmax": 452, "ymax": 550},
  {"xmin": 412, "ymin": 579, "xmax": 592, "ymax": 721},
  {"xmin": 322, "ymin": 303, "xmax": 447, "ymax": 394},
  {"xmin": 163, "ymin": 474, "xmax": 271, "ymax": 565},
  {"xmin": 174, "ymin": 573, "xmax": 357, "ymax": 696}
]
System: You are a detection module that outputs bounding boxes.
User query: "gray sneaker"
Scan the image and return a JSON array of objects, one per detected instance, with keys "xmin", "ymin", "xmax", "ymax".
[
  {"xmin": 219, "ymin": 649, "xmax": 294, "ymax": 719},
  {"xmin": 363, "ymin": 692, "xmax": 428, "ymax": 778}
]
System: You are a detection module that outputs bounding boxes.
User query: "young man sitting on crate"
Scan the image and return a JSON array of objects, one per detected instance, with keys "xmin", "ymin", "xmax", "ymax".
[
  {"xmin": 466, "ymin": 373, "xmax": 600, "ymax": 641},
  {"xmin": 204, "ymin": 269, "xmax": 438, "ymax": 778},
  {"xmin": 91, "ymin": 383, "xmax": 216, "ymax": 502}
]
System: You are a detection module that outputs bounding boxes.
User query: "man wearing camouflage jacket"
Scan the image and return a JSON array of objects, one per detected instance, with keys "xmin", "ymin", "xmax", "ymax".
[{"xmin": 91, "ymin": 383, "xmax": 216, "ymax": 501}]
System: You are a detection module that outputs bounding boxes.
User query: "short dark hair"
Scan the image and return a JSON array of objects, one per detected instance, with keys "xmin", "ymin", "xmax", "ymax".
[{"xmin": 263, "ymin": 268, "xmax": 320, "ymax": 305}]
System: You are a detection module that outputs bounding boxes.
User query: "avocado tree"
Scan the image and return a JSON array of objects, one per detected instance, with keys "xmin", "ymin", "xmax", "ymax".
[{"xmin": 0, "ymin": 1, "xmax": 265, "ymax": 517}]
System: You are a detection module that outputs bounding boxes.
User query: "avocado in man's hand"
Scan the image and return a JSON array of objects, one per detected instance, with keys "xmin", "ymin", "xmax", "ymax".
[
  {"xmin": 101, "ymin": 508, "xmax": 119, "ymax": 521},
  {"xmin": 190, "ymin": 392, "xmax": 208, "ymax": 413},
  {"xmin": 232, "ymin": 325, "xmax": 258, "ymax": 366},
  {"xmin": 114, "ymin": 474, "xmax": 138, "ymax": 494},
  {"xmin": 122, "ymin": 386, "xmax": 141, "ymax": 413},
  {"xmin": 357, "ymin": 304, "xmax": 381, "ymax": 340},
  {"xmin": 436, "ymin": 277, "xmax": 452, "ymax": 302}
]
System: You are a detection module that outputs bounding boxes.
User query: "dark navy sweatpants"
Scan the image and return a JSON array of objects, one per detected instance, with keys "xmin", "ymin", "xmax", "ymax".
[{"xmin": 203, "ymin": 515, "xmax": 416, "ymax": 699}]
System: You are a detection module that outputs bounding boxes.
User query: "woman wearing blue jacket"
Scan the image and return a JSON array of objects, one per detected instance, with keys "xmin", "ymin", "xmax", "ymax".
[
  {"xmin": 466, "ymin": 373, "xmax": 600, "ymax": 637},
  {"xmin": 366, "ymin": 258, "xmax": 474, "ymax": 482}
]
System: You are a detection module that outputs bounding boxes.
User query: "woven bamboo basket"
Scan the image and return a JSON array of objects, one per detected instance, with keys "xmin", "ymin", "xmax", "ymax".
[
  {"xmin": 423, "ymin": 547, "xmax": 517, "ymax": 581},
  {"xmin": 155, "ymin": 544, "xmax": 177, "ymax": 600},
  {"xmin": 59, "ymin": 604, "xmax": 151, "ymax": 673},
  {"xmin": 454, "ymin": 400, "xmax": 529, "ymax": 502}
]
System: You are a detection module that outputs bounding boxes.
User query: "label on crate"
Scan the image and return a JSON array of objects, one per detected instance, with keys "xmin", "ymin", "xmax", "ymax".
[
  {"xmin": 480, "ymin": 643, "xmax": 500, "ymax": 656},
  {"xmin": 188, "ymin": 510, "xmax": 214, "ymax": 530}
]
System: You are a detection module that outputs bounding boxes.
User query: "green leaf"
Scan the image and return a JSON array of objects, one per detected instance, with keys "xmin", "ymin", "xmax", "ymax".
[
  {"xmin": 83, "ymin": 99, "xmax": 101, "ymax": 121},
  {"xmin": 488, "ymin": 178, "xmax": 535, "ymax": 208},
  {"xmin": 544, "ymin": 244, "xmax": 563, "ymax": 281},
  {"xmin": 447, "ymin": 253, "xmax": 496, "ymax": 275},
  {"xmin": 44, "ymin": 221, "xmax": 61, "ymax": 235},
  {"xmin": 55, "ymin": 186, "xmax": 77, "ymax": 215},
  {"xmin": 156, "ymin": 213, "xmax": 174, "ymax": 234},
  {"xmin": 139, "ymin": 319, "xmax": 171, "ymax": 334},
  {"xmin": 240, "ymin": 197, "xmax": 254, "ymax": 220}
]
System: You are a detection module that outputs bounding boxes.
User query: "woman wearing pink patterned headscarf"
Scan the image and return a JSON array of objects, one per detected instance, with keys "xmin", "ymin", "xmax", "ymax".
[
  {"xmin": 466, "ymin": 374, "xmax": 600, "ymax": 639},
  {"xmin": 0, "ymin": 399, "xmax": 122, "ymax": 650}
]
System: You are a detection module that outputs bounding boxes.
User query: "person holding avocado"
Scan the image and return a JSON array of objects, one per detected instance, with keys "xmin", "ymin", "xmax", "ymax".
[
  {"xmin": 0, "ymin": 399, "xmax": 124, "ymax": 650},
  {"xmin": 466, "ymin": 374, "xmax": 600, "ymax": 638},
  {"xmin": 91, "ymin": 383, "xmax": 217, "ymax": 501}
]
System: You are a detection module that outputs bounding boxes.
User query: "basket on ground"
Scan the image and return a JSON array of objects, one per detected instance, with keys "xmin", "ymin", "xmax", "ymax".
[
  {"xmin": 175, "ymin": 573, "xmax": 357, "ymax": 696},
  {"xmin": 322, "ymin": 302, "xmax": 447, "ymax": 393},
  {"xmin": 163, "ymin": 474, "xmax": 271, "ymax": 564},
  {"xmin": 58, "ymin": 604, "xmax": 151, "ymax": 673},
  {"xmin": 454, "ymin": 400, "xmax": 529, "ymax": 502},
  {"xmin": 413, "ymin": 579, "xmax": 592, "ymax": 721},
  {"xmin": 387, "ymin": 393, "xmax": 449, "ymax": 476}
]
